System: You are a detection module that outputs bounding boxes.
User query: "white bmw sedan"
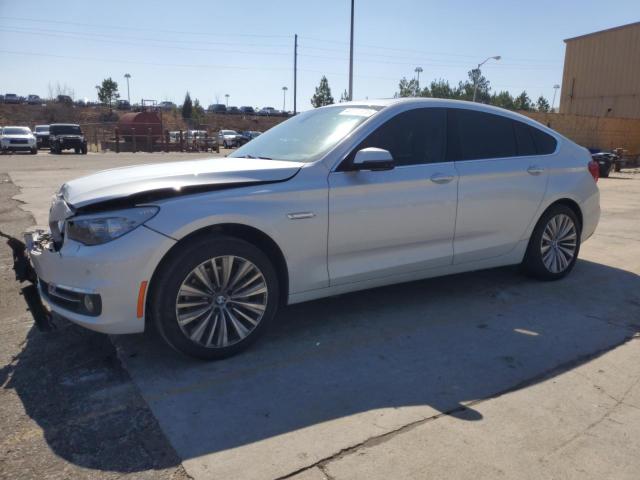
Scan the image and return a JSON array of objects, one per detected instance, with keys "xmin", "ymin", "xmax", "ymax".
[{"xmin": 26, "ymin": 99, "xmax": 600, "ymax": 359}]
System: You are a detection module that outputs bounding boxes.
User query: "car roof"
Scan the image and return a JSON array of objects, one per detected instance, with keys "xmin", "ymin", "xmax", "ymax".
[
  {"xmin": 50, "ymin": 123, "xmax": 80, "ymax": 126},
  {"xmin": 327, "ymin": 98, "xmax": 561, "ymax": 137}
]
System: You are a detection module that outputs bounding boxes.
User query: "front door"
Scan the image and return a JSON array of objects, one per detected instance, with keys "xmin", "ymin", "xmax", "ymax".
[{"xmin": 328, "ymin": 108, "xmax": 458, "ymax": 286}]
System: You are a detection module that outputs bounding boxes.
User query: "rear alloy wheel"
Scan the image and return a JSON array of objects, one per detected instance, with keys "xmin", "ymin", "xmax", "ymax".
[
  {"xmin": 151, "ymin": 236, "xmax": 279, "ymax": 359},
  {"xmin": 522, "ymin": 205, "xmax": 581, "ymax": 280}
]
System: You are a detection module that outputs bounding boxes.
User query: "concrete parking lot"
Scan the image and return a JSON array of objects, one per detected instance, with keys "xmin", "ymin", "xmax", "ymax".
[{"xmin": 1, "ymin": 152, "xmax": 639, "ymax": 480}]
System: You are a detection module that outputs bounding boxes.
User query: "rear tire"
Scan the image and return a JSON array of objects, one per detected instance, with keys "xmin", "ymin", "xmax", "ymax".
[
  {"xmin": 522, "ymin": 204, "xmax": 581, "ymax": 281},
  {"xmin": 30, "ymin": 148, "xmax": 37, "ymax": 155},
  {"xmin": 150, "ymin": 235, "xmax": 279, "ymax": 360}
]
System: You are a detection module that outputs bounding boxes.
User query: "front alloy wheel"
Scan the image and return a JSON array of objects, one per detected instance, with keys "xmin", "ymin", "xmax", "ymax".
[
  {"xmin": 151, "ymin": 235, "xmax": 279, "ymax": 359},
  {"xmin": 176, "ymin": 255, "xmax": 268, "ymax": 348}
]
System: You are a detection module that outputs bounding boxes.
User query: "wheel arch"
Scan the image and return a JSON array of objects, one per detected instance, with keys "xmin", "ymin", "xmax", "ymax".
[
  {"xmin": 146, "ymin": 223, "xmax": 289, "ymax": 328},
  {"xmin": 543, "ymin": 198, "xmax": 583, "ymax": 231}
]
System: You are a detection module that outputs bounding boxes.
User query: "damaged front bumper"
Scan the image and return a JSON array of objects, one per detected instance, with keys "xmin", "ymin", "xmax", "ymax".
[{"xmin": 24, "ymin": 225, "xmax": 175, "ymax": 334}]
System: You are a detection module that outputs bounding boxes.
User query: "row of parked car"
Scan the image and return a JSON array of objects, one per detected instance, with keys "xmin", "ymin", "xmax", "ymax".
[
  {"xmin": 2, "ymin": 93, "xmax": 45, "ymax": 105},
  {"xmin": 0, "ymin": 124, "xmax": 88, "ymax": 154},
  {"xmin": 206, "ymin": 104, "xmax": 290, "ymax": 116},
  {"xmin": 168, "ymin": 129, "xmax": 262, "ymax": 149}
]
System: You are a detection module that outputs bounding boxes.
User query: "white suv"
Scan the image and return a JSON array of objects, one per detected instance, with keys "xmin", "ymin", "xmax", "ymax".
[
  {"xmin": 1, "ymin": 126, "xmax": 37, "ymax": 154},
  {"xmin": 25, "ymin": 99, "xmax": 600, "ymax": 359}
]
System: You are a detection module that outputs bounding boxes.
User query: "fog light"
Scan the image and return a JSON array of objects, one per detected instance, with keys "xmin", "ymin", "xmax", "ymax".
[{"xmin": 83, "ymin": 294, "xmax": 95, "ymax": 313}]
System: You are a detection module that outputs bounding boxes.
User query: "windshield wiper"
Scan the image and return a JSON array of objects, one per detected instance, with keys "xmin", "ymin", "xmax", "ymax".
[{"xmin": 238, "ymin": 154, "xmax": 273, "ymax": 160}]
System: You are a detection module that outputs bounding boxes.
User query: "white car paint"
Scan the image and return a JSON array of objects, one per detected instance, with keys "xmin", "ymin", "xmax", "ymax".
[
  {"xmin": 1, "ymin": 126, "xmax": 36, "ymax": 151},
  {"xmin": 26, "ymin": 98, "xmax": 599, "ymax": 335}
]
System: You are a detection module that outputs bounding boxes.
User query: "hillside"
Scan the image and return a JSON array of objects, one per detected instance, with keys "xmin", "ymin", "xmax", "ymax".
[{"xmin": 0, "ymin": 104, "xmax": 286, "ymax": 133}]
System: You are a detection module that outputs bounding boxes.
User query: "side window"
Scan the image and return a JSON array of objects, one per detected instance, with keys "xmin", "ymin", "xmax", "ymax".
[
  {"xmin": 344, "ymin": 108, "xmax": 446, "ymax": 168},
  {"xmin": 530, "ymin": 127, "xmax": 557, "ymax": 155},
  {"xmin": 448, "ymin": 109, "xmax": 517, "ymax": 161},
  {"xmin": 513, "ymin": 121, "xmax": 536, "ymax": 156}
]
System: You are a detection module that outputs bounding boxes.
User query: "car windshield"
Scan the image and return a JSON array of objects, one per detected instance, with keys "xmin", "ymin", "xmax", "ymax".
[
  {"xmin": 230, "ymin": 105, "xmax": 380, "ymax": 162},
  {"xmin": 51, "ymin": 125, "xmax": 81, "ymax": 134},
  {"xmin": 3, "ymin": 127, "xmax": 31, "ymax": 135},
  {"xmin": 222, "ymin": 130, "xmax": 238, "ymax": 135},
  {"xmin": 35, "ymin": 126, "xmax": 49, "ymax": 133}
]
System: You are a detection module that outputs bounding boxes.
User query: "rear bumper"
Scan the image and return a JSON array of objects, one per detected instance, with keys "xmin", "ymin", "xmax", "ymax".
[{"xmin": 25, "ymin": 225, "xmax": 176, "ymax": 334}]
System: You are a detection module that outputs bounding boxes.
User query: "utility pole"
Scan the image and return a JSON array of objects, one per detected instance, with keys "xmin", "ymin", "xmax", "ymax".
[
  {"xmin": 293, "ymin": 34, "xmax": 298, "ymax": 115},
  {"xmin": 124, "ymin": 73, "xmax": 131, "ymax": 103},
  {"xmin": 348, "ymin": 0, "xmax": 354, "ymax": 100}
]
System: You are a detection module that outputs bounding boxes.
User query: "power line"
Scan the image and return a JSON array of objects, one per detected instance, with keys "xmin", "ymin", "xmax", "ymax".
[
  {"xmin": 0, "ymin": 27, "xmax": 292, "ymax": 57},
  {"xmin": 0, "ymin": 26, "xmax": 559, "ymax": 71},
  {"xmin": 0, "ymin": 24, "xmax": 291, "ymax": 49},
  {"xmin": 299, "ymin": 35, "xmax": 562, "ymax": 64},
  {"xmin": 0, "ymin": 16, "xmax": 291, "ymax": 39}
]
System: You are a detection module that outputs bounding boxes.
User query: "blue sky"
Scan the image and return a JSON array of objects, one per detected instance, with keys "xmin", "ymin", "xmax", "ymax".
[{"xmin": 0, "ymin": 0, "xmax": 637, "ymax": 111}]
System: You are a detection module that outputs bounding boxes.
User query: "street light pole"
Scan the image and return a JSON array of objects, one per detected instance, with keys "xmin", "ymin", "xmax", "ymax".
[
  {"xmin": 348, "ymin": 0, "xmax": 354, "ymax": 101},
  {"xmin": 472, "ymin": 56, "xmax": 501, "ymax": 102},
  {"xmin": 225, "ymin": 93, "xmax": 229, "ymax": 107},
  {"xmin": 414, "ymin": 66, "xmax": 423, "ymax": 92},
  {"xmin": 124, "ymin": 73, "xmax": 131, "ymax": 103},
  {"xmin": 551, "ymin": 84, "xmax": 560, "ymax": 112},
  {"xmin": 282, "ymin": 86, "xmax": 288, "ymax": 112}
]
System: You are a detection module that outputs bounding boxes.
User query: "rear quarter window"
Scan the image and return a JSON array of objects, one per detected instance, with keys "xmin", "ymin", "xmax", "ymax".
[
  {"xmin": 448, "ymin": 109, "xmax": 517, "ymax": 161},
  {"xmin": 530, "ymin": 127, "xmax": 557, "ymax": 155}
]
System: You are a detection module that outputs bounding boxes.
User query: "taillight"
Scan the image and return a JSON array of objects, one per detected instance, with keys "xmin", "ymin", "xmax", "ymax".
[{"xmin": 588, "ymin": 160, "xmax": 599, "ymax": 183}]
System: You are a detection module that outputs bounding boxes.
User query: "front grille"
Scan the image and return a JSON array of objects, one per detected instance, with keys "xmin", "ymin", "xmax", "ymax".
[
  {"xmin": 10, "ymin": 139, "xmax": 28, "ymax": 144},
  {"xmin": 39, "ymin": 280, "xmax": 102, "ymax": 316}
]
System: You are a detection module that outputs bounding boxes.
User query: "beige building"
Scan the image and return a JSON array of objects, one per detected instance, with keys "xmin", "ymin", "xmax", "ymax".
[{"xmin": 560, "ymin": 21, "xmax": 640, "ymax": 119}]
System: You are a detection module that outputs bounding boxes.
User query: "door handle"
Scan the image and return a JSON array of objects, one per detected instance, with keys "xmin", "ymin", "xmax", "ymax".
[
  {"xmin": 430, "ymin": 173, "xmax": 455, "ymax": 184},
  {"xmin": 527, "ymin": 165, "xmax": 544, "ymax": 175}
]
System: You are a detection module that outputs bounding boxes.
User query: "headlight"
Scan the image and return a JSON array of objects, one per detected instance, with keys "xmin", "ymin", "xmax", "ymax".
[{"xmin": 66, "ymin": 207, "xmax": 159, "ymax": 245}]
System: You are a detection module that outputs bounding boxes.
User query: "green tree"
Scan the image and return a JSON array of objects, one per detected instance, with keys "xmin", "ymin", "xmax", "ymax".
[
  {"xmin": 97, "ymin": 77, "xmax": 119, "ymax": 107},
  {"xmin": 192, "ymin": 98, "xmax": 205, "ymax": 125},
  {"xmin": 514, "ymin": 91, "xmax": 533, "ymax": 111},
  {"xmin": 536, "ymin": 95, "xmax": 551, "ymax": 112},
  {"xmin": 339, "ymin": 89, "xmax": 349, "ymax": 102},
  {"xmin": 311, "ymin": 76, "xmax": 334, "ymax": 107},
  {"xmin": 458, "ymin": 69, "xmax": 491, "ymax": 102},
  {"xmin": 182, "ymin": 92, "xmax": 193, "ymax": 119},
  {"xmin": 490, "ymin": 90, "xmax": 516, "ymax": 110},
  {"xmin": 396, "ymin": 77, "xmax": 420, "ymax": 97},
  {"xmin": 429, "ymin": 79, "xmax": 457, "ymax": 99}
]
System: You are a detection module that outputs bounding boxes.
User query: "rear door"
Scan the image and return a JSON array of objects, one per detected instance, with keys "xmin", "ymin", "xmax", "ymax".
[
  {"xmin": 328, "ymin": 108, "xmax": 458, "ymax": 286},
  {"xmin": 448, "ymin": 109, "xmax": 552, "ymax": 264}
]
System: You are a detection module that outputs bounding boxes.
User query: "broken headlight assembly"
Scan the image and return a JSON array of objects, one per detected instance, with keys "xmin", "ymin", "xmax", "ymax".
[{"xmin": 66, "ymin": 207, "xmax": 159, "ymax": 246}]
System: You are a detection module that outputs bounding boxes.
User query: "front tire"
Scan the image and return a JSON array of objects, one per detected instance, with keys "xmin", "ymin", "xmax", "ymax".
[
  {"xmin": 150, "ymin": 235, "xmax": 279, "ymax": 360},
  {"xmin": 522, "ymin": 205, "xmax": 581, "ymax": 280}
]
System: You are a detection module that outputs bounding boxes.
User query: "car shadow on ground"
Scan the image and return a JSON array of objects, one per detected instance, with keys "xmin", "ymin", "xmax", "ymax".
[{"xmin": 4, "ymin": 258, "xmax": 640, "ymax": 472}]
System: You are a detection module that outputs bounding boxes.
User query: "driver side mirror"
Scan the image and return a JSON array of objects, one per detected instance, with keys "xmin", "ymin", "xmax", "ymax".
[{"xmin": 352, "ymin": 147, "xmax": 395, "ymax": 171}]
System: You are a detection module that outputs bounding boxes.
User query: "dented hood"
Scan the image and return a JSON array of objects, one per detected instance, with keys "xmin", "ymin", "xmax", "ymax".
[{"xmin": 61, "ymin": 157, "xmax": 302, "ymax": 208}]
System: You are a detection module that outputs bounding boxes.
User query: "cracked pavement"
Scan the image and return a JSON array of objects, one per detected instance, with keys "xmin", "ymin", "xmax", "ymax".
[{"xmin": 1, "ymin": 153, "xmax": 639, "ymax": 479}]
